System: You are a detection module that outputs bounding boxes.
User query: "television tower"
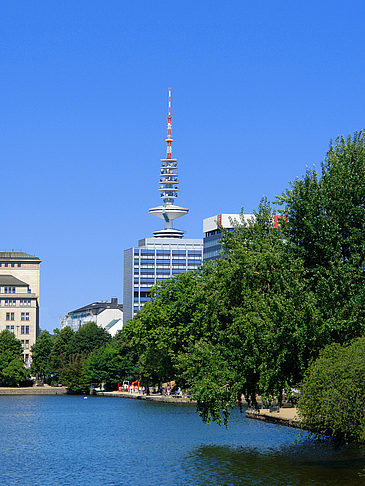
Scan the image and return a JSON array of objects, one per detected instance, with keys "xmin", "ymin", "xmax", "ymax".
[{"xmin": 149, "ymin": 88, "xmax": 188, "ymax": 238}]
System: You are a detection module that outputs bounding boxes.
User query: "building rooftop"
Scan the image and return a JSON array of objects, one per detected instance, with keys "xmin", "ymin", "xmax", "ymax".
[
  {"xmin": 68, "ymin": 298, "xmax": 123, "ymax": 316},
  {"xmin": 0, "ymin": 252, "xmax": 41, "ymax": 261},
  {"xmin": 0, "ymin": 275, "xmax": 28, "ymax": 286}
]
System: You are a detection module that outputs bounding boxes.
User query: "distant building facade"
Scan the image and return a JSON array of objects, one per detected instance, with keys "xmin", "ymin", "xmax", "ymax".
[
  {"xmin": 59, "ymin": 297, "xmax": 123, "ymax": 337},
  {"xmin": 203, "ymin": 214, "xmax": 254, "ymax": 261},
  {"xmin": 123, "ymin": 238, "xmax": 202, "ymax": 325},
  {"xmin": 203, "ymin": 213, "xmax": 287, "ymax": 261},
  {"xmin": 0, "ymin": 252, "xmax": 41, "ymax": 365}
]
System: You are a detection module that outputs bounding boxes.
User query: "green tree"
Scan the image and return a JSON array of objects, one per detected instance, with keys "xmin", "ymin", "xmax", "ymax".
[
  {"xmin": 1, "ymin": 359, "xmax": 29, "ymax": 387},
  {"xmin": 0, "ymin": 330, "xmax": 28, "ymax": 387},
  {"xmin": 123, "ymin": 269, "xmax": 202, "ymax": 387},
  {"xmin": 52, "ymin": 323, "xmax": 111, "ymax": 392},
  {"xmin": 278, "ymin": 130, "xmax": 365, "ymax": 344},
  {"xmin": 49, "ymin": 326, "xmax": 74, "ymax": 374},
  {"xmin": 84, "ymin": 341, "xmax": 138, "ymax": 390},
  {"xmin": 177, "ymin": 201, "xmax": 321, "ymax": 424},
  {"xmin": 58, "ymin": 355, "xmax": 89, "ymax": 394},
  {"xmin": 0, "ymin": 329, "xmax": 23, "ymax": 359},
  {"xmin": 298, "ymin": 336, "xmax": 365, "ymax": 444},
  {"xmin": 69, "ymin": 322, "xmax": 111, "ymax": 356},
  {"xmin": 31, "ymin": 331, "xmax": 55, "ymax": 381}
]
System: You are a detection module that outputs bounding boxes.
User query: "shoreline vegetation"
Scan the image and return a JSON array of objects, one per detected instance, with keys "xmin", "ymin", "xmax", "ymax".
[{"xmin": 1, "ymin": 130, "xmax": 363, "ymax": 444}]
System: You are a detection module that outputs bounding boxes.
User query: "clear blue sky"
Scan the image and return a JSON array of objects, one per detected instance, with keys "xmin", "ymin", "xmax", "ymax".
[{"xmin": 1, "ymin": 1, "xmax": 364, "ymax": 331}]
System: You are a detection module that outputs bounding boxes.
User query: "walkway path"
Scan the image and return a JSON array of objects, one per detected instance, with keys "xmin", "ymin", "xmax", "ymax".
[
  {"xmin": 96, "ymin": 390, "xmax": 195, "ymax": 404},
  {"xmin": 245, "ymin": 407, "xmax": 301, "ymax": 428}
]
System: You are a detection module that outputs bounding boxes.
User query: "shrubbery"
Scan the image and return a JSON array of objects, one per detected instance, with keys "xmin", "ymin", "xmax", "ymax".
[
  {"xmin": 298, "ymin": 336, "xmax": 365, "ymax": 444},
  {"xmin": 0, "ymin": 330, "xmax": 31, "ymax": 387}
]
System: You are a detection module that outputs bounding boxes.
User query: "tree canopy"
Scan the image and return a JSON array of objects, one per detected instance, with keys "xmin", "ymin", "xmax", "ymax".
[
  {"xmin": 0, "ymin": 330, "xmax": 28, "ymax": 387},
  {"xmin": 298, "ymin": 336, "xmax": 365, "ymax": 444}
]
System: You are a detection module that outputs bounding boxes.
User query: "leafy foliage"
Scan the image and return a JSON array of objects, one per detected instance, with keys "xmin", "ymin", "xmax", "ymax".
[
  {"xmin": 0, "ymin": 330, "xmax": 29, "ymax": 386},
  {"xmin": 68, "ymin": 321, "xmax": 111, "ymax": 356},
  {"xmin": 58, "ymin": 355, "xmax": 89, "ymax": 394},
  {"xmin": 84, "ymin": 341, "xmax": 138, "ymax": 390},
  {"xmin": 278, "ymin": 131, "xmax": 365, "ymax": 344},
  {"xmin": 177, "ymin": 201, "xmax": 321, "ymax": 423},
  {"xmin": 298, "ymin": 336, "xmax": 365, "ymax": 444},
  {"xmin": 0, "ymin": 329, "xmax": 23, "ymax": 359},
  {"xmin": 1, "ymin": 359, "xmax": 29, "ymax": 387},
  {"xmin": 31, "ymin": 331, "xmax": 55, "ymax": 379}
]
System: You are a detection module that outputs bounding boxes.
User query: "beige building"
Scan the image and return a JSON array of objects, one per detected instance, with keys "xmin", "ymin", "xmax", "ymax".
[{"xmin": 0, "ymin": 252, "xmax": 41, "ymax": 365}]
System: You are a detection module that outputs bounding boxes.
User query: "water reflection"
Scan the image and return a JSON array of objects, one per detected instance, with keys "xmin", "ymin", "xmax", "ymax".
[{"xmin": 186, "ymin": 442, "xmax": 365, "ymax": 485}]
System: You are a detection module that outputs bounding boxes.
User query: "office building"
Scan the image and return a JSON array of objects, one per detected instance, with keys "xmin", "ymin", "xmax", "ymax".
[
  {"xmin": 0, "ymin": 251, "xmax": 41, "ymax": 365},
  {"xmin": 203, "ymin": 214, "xmax": 254, "ymax": 261},
  {"xmin": 203, "ymin": 213, "xmax": 287, "ymax": 261},
  {"xmin": 124, "ymin": 238, "xmax": 202, "ymax": 324},
  {"xmin": 123, "ymin": 89, "xmax": 203, "ymax": 324},
  {"xmin": 59, "ymin": 297, "xmax": 123, "ymax": 337}
]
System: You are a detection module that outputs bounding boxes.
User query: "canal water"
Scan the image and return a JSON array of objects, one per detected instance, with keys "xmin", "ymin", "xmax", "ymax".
[{"xmin": 0, "ymin": 395, "xmax": 363, "ymax": 485}]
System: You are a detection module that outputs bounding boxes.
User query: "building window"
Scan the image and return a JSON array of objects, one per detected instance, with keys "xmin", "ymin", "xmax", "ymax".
[
  {"xmin": 27, "ymin": 288, "xmax": 31, "ymax": 294},
  {"xmin": 21, "ymin": 340, "xmax": 24, "ymax": 348},
  {"xmin": 25, "ymin": 340, "xmax": 29, "ymax": 349},
  {"xmin": 11, "ymin": 263, "xmax": 15, "ymax": 267},
  {"xmin": 4, "ymin": 263, "xmax": 8, "ymax": 267},
  {"xmin": 6, "ymin": 312, "xmax": 14, "ymax": 321},
  {"xmin": 10, "ymin": 325, "xmax": 14, "ymax": 333},
  {"xmin": 21, "ymin": 312, "xmax": 30, "ymax": 321},
  {"xmin": 25, "ymin": 326, "xmax": 29, "ymax": 335},
  {"xmin": 17, "ymin": 263, "xmax": 21, "ymax": 267},
  {"xmin": 5, "ymin": 300, "xmax": 9, "ymax": 306},
  {"xmin": 21, "ymin": 325, "xmax": 25, "ymax": 334},
  {"xmin": 6, "ymin": 325, "xmax": 10, "ymax": 331}
]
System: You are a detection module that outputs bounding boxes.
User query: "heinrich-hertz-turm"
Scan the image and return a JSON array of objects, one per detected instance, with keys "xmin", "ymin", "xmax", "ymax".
[
  {"xmin": 149, "ymin": 88, "xmax": 188, "ymax": 238},
  {"xmin": 123, "ymin": 89, "xmax": 203, "ymax": 324}
]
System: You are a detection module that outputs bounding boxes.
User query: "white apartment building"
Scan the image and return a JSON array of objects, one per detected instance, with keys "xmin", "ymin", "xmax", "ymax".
[{"xmin": 59, "ymin": 297, "xmax": 123, "ymax": 337}]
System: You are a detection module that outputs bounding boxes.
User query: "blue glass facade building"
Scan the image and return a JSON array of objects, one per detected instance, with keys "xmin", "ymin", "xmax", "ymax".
[{"xmin": 123, "ymin": 237, "xmax": 202, "ymax": 324}]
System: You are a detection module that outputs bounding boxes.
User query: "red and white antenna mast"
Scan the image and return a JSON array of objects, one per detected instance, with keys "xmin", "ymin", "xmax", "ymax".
[{"xmin": 166, "ymin": 87, "xmax": 173, "ymax": 159}]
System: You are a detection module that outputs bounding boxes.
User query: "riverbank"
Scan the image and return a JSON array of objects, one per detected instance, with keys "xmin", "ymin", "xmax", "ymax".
[
  {"xmin": 245, "ymin": 407, "xmax": 301, "ymax": 429},
  {"xmin": 95, "ymin": 390, "xmax": 196, "ymax": 404},
  {"xmin": 0, "ymin": 386, "xmax": 68, "ymax": 395}
]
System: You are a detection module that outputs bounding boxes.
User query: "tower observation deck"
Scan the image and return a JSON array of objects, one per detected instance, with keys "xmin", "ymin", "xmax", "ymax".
[{"xmin": 149, "ymin": 88, "xmax": 188, "ymax": 238}]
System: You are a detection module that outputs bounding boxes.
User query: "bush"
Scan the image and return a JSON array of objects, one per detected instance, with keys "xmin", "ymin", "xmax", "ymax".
[{"xmin": 298, "ymin": 336, "xmax": 365, "ymax": 444}]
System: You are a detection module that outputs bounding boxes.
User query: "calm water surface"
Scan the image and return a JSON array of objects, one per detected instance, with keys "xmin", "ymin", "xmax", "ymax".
[{"xmin": 0, "ymin": 395, "xmax": 363, "ymax": 485}]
